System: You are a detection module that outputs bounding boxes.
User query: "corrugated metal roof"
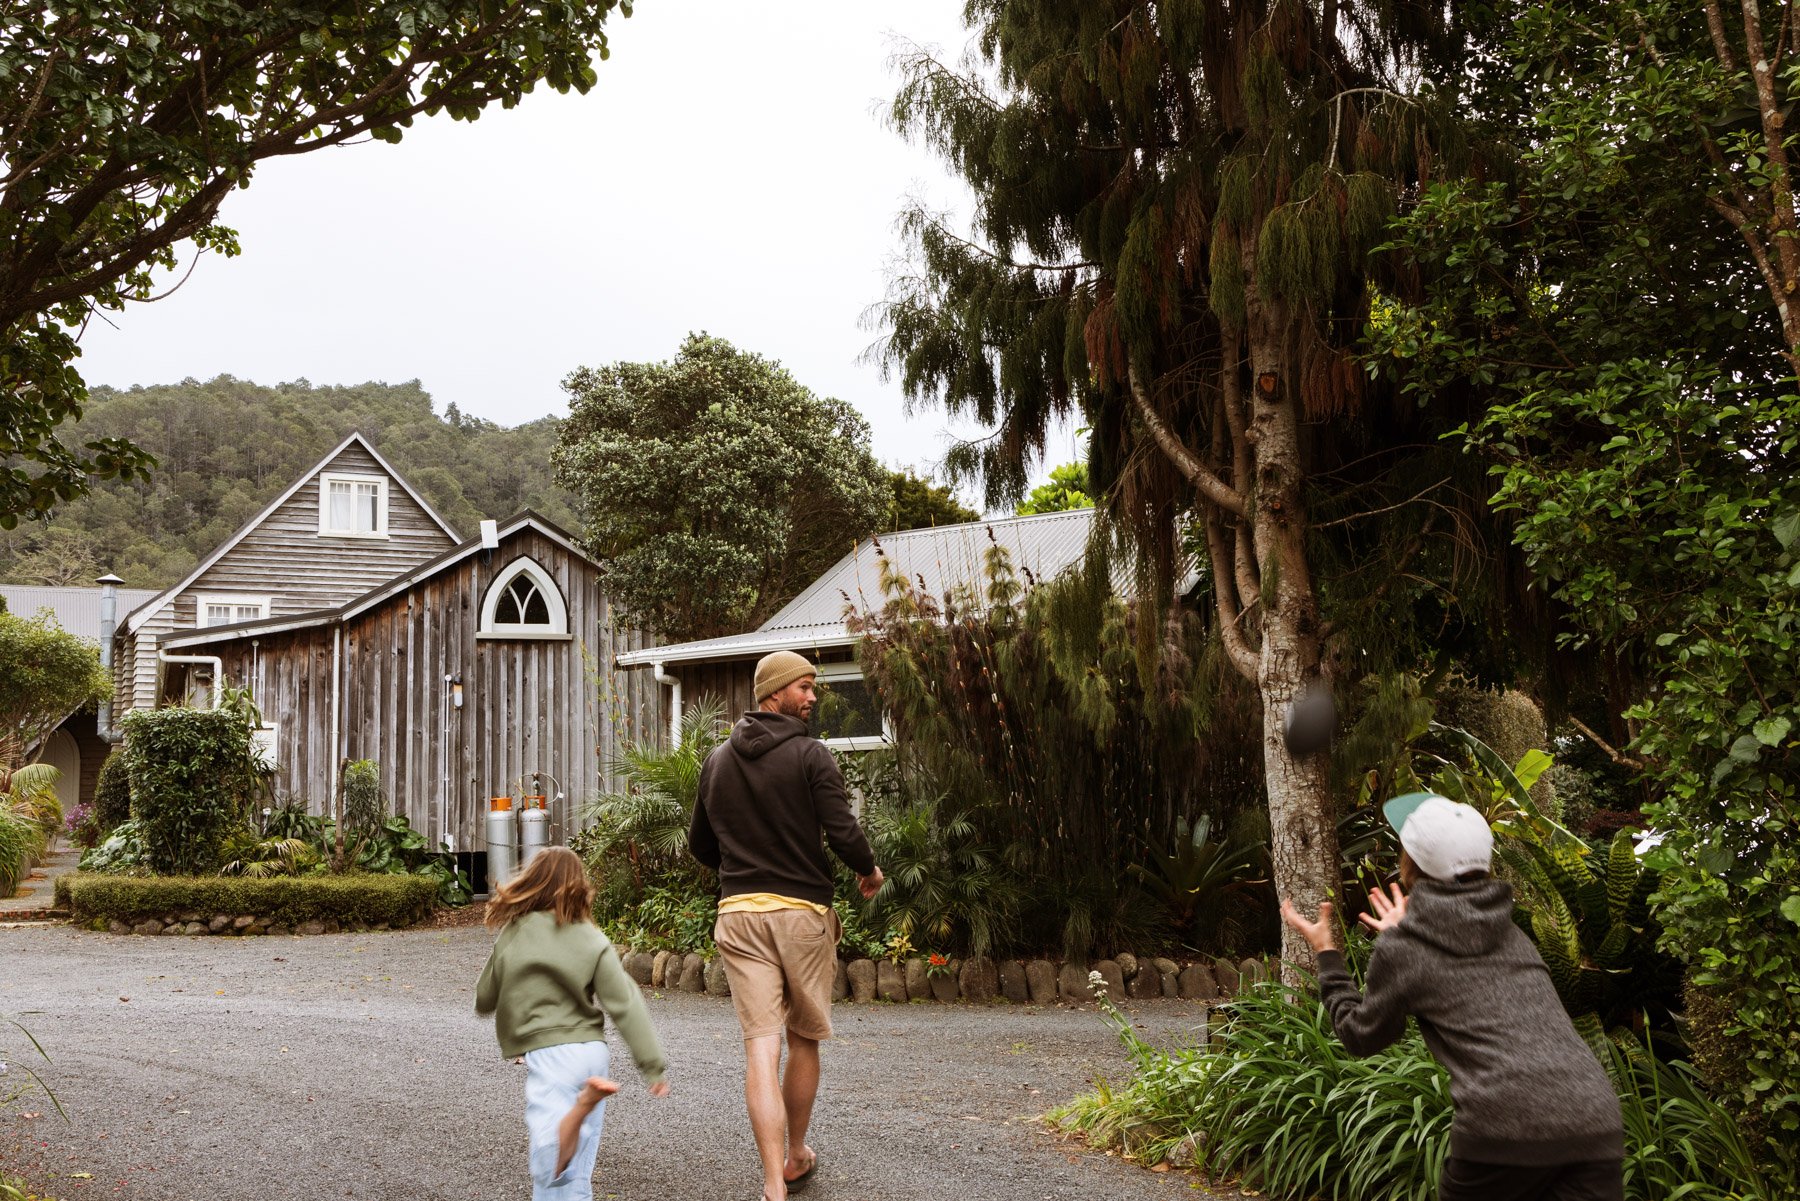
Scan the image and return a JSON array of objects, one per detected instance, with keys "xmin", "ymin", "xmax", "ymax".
[
  {"xmin": 0, "ymin": 584, "xmax": 160, "ymax": 642},
  {"xmin": 618, "ymin": 509, "xmax": 1097, "ymax": 666}
]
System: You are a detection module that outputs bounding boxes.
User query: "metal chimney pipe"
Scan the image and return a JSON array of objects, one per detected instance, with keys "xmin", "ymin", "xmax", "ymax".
[{"xmin": 96, "ymin": 572, "xmax": 124, "ymax": 743}]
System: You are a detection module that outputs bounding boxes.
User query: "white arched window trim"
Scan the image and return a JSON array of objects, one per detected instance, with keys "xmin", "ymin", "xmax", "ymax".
[{"xmin": 477, "ymin": 556, "xmax": 571, "ymax": 640}]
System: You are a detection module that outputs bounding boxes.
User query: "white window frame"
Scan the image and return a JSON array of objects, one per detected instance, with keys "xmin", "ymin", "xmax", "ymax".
[
  {"xmin": 477, "ymin": 556, "xmax": 570, "ymax": 639},
  {"xmin": 196, "ymin": 593, "xmax": 272, "ymax": 628},
  {"xmin": 317, "ymin": 471, "xmax": 390, "ymax": 539},
  {"xmin": 814, "ymin": 661, "xmax": 891, "ymax": 752}
]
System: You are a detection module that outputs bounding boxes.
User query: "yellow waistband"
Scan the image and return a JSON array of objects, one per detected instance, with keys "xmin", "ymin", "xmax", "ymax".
[{"xmin": 718, "ymin": 892, "xmax": 832, "ymax": 916}]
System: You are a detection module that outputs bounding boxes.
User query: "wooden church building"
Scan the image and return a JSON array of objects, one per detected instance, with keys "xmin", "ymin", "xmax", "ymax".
[{"xmin": 116, "ymin": 433, "xmax": 661, "ymax": 857}]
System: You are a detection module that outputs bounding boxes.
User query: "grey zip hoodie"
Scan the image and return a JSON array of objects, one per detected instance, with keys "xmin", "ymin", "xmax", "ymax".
[
  {"xmin": 1316, "ymin": 876, "xmax": 1624, "ymax": 1166},
  {"xmin": 688, "ymin": 711, "xmax": 875, "ymax": 907}
]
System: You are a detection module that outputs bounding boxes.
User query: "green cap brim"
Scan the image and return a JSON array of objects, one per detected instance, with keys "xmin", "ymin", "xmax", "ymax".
[{"xmin": 1382, "ymin": 791, "xmax": 1437, "ymax": 836}]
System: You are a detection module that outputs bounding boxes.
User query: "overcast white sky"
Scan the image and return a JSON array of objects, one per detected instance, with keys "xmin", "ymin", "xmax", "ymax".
[{"xmin": 71, "ymin": 1, "xmax": 1079, "ymax": 508}]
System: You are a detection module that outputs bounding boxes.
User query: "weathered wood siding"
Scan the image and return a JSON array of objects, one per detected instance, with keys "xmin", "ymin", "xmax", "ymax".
[
  {"xmin": 670, "ymin": 661, "xmax": 757, "ymax": 721},
  {"xmin": 173, "ymin": 441, "xmax": 457, "ymax": 627},
  {"xmin": 193, "ymin": 526, "xmax": 662, "ymax": 852}
]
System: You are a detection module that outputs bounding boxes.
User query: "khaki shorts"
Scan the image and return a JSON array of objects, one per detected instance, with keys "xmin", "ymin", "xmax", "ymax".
[{"xmin": 713, "ymin": 907, "xmax": 841, "ymax": 1041}]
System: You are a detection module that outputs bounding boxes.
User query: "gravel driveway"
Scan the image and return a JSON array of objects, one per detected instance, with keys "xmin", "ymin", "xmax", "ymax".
[{"xmin": 1, "ymin": 925, "xmax": 1221, "ymax": 1200}]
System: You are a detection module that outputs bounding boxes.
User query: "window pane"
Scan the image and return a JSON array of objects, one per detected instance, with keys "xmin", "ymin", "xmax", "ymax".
[
  {"xmin": 205, "ymin": 604, "xmax": 232, "ymax": 625},
  {"xmin": 496, "ymin": 582, "xmax": 524, "ymax": 624},
  {"xmin": 328, "ymin": 481, "xmax": 353, "ymax": 530},
  {"xmin": 358, "ymin": 482, "xmax": 380, "ymax": 532},
  {"xmin": 522, "ymin": 584, "xmax": 550, "ymax": 624},
  {"xmin": 235, "ymin": 605, "xmax": 262, "ymax": 622},
  {"xmin": 811, "ymin": 676, "xmax": 883, "ymax": 742}
]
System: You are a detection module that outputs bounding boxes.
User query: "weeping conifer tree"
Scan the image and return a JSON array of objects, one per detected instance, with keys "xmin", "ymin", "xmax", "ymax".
[{"xmin": 879, "ymin": 1, "xmax": 1499, "ymax": 976}]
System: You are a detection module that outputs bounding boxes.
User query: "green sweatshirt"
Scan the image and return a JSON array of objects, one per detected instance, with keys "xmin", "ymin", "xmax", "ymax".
[{"xmin": 474, "ymin": 910, "xmax": 668, "ymax": 1085}]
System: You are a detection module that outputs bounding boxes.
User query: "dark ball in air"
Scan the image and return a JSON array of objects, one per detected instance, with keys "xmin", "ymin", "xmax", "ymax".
[{"xmin": 1283, "ymin": 683, "xmax": 1337, "ymax": 756}]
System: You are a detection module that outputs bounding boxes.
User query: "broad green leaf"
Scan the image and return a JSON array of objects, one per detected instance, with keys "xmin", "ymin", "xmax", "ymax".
[{"xmin": 1754, "ymin": 716, "xmax": 1792, "ymax": 747}]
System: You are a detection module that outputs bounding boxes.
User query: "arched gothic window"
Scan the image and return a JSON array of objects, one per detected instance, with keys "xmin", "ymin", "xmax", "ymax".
[{"xmin": 479, "ymin": 557, "xmax": 568, "ymax": 636}]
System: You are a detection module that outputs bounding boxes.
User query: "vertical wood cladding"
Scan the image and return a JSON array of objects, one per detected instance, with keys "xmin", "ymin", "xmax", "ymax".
[
  {"xmin": 670, "ymin": 661, "xmax": 757, "ymax": 721},
  {"xmin": 199, "ymin": 526, "xmax": 662, "ymax": 852}
]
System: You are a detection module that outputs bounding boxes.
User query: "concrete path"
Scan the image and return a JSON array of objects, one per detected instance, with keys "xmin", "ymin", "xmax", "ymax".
[
  {"xmin": 0, "ymin": 924, "xmax": 1222, "ymax": 1200},
  {"xmin": 0, "ymin": 845, "xmax": 79, "ymax": 917}
]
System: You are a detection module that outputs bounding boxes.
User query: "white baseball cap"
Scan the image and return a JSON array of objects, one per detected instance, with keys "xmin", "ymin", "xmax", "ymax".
[{"xmin": 1382, "ymin": 792, "xmax": 1494, "ymax": 881}]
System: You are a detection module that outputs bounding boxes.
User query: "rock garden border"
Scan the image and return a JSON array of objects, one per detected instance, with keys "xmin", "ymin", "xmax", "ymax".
[{"xmin": 617, "ymin": 946, "xmax": 1275, "ymax": 1007}]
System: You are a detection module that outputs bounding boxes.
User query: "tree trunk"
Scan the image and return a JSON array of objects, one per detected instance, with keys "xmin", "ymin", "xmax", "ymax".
[{"xmin": 1246, "ymin": 312, "xmax": 1343, "ymax": 984}]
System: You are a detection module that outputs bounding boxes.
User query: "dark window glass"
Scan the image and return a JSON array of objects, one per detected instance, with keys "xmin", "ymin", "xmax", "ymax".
[{"xmin": 810, "ymin": 676, "xmax": 883, "ymax": 742}]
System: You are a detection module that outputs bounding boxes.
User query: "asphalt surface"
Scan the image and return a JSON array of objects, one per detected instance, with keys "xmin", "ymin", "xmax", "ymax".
[{"xmin": 0, "ymin": 924, "xmax": 1223, "ymax": 1200}]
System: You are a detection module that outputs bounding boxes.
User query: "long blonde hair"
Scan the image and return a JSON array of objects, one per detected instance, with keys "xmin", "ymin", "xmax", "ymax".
[{"xmin": 485, "ymin": 847, "xmax": 595, "ymax": 929}]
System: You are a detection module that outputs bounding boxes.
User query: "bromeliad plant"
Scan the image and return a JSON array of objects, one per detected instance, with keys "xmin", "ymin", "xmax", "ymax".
[{"xmin": 1126, "ymin": 813, "xmax": 1267, "ymax": 954}]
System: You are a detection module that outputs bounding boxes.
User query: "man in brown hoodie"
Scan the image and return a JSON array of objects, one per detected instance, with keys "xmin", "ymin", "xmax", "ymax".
[{"xmin": 689, "ymin": 650, "xmax": 883, "ymax": 1201}]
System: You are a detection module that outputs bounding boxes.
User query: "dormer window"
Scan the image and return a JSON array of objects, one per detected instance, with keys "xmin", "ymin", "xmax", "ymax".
[
  {"xmin": 319, "ymin": 472, "xmax": 388, "ymax": 538},
  {"xmin": 479, "ymin": 557, "xmax": 569, "ymax": 639}
]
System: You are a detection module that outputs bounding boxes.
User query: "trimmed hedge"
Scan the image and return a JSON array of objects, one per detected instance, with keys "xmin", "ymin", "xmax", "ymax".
[{"xmin": 55, "ymin": 872, "xmax": 438, "ymax": 929}]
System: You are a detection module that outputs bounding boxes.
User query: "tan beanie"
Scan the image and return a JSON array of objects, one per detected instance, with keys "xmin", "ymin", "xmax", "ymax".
[{"xmin": 754, "ymin": 651, "xmax": 817, "ymax": 702}]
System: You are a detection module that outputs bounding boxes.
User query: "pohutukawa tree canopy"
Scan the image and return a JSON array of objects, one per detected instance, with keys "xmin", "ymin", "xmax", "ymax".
[
  {"xmin": 553, "ymin": 334, "xmax": 890, "ymax": 643},
  {"xmin": 878, "ymin": 0, "xmax": 1499, "ymax": 976},
  {"xmin": 0, "ymin": 0, "xmax": 632, "ymax": 526}
]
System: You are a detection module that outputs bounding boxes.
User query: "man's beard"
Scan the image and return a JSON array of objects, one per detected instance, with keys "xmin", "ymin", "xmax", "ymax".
[{"xmin": 776, "ymin": 695, "xmax": 812, "ymax": 721}]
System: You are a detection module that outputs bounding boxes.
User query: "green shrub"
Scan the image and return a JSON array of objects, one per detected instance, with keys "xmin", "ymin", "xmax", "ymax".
[
  {"xmin": 122, "ymin": 705, "xmax": 261, "ymax": 875},
  {"xmin": 92, "ymin": 753, "xmax": 131, "ymax": 831},
  {"xmin": 77, "ymin": 819, "xmax": 147, "ymax": 874},
  {"xmin": 56, "ymin": 871, "xmax": 438, "ymax": 928},
  {"xmin": 0, "ymin": 806, "xmax": 35, "ymax": 898},
  {"xmin": 1050, "ymin": 979, "xmax": 1774, "ymax": 1201},
  {"xmin": 601, "ymin": 885, "xmax": 718, "ymax": 955}
]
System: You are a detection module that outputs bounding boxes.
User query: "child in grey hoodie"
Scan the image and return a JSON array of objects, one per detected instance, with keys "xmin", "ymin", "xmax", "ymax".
[{"xmin": 1282, "ymin": 793, "xmax": 1624, "ymax": 1201}]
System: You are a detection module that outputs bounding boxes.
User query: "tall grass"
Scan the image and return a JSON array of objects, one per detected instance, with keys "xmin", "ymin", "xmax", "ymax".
[{"xmin": 1050, "ymin": 979, "xmax": 1775, "ymax": 1201}]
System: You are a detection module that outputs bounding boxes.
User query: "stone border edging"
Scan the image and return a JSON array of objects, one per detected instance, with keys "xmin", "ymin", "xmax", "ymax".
[
  {"xmin": 89, "ymin": 911, "xmax": 414, "ymax": 937},
  {"xmin": 618, "ymin": 948, "xmax": 1275, "ymax": 1005}
]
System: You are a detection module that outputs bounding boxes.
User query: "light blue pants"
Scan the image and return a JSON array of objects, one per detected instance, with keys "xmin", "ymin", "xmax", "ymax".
[{"xmin": 523, "ymin": 1040, "xmax": 611, "ymax": 1201}]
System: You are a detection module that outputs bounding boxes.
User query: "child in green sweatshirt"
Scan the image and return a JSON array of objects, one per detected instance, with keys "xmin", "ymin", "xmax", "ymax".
[{"xmin": 476, "ymin": 847, "xmax": 670, "ymax": 1201}]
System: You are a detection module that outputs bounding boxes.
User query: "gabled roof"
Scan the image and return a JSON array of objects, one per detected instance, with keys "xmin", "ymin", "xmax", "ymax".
[
  {"xmin": 125, "ymin": 431, "xmax": 460, "ymax": 634},
  {"xmin": 0, "ymin": 584, "xmax": 160, "ymax": 642},
  {"xmin": 160, "ymin": 512, "xmax": 593, "ymax": 648},
  {"xmin": 616, "ymin": 508, "xmax": 1098, "ymax": 668}
]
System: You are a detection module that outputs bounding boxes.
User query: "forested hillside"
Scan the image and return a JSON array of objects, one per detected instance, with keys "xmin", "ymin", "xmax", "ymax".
[{"xmin": 0, "ymin": 377, "xmax": 575, "ymax": 588}]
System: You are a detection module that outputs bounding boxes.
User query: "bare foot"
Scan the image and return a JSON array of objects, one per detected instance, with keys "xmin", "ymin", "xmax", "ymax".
[
  {"xmin": 554, "ymin": 1076, "xmax": 619, "ymax": 1177},
  {"xmin": 783, "ymin": 1144, "xmax": 817, "ymax": 1186}
]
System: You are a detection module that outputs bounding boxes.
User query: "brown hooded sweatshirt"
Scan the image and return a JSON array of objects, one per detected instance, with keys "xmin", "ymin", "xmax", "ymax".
[{"xmin": 688, "ymin": 711, "xmax": 876, "ymax": 907}]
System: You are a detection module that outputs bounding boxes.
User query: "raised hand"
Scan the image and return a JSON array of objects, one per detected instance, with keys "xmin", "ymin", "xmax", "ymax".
[
  {"xmin": 1358, "ymin": 883, "xmax": 1409, "ymax": 935},
  {"xmin": 1280, "ymin": 898, "xmax": 1340, "ymax": 954}
]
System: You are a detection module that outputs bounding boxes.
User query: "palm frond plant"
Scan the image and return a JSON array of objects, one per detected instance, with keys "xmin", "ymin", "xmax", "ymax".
[
  {"xmin": 863, "ymin": 775, "xmax": 1024, "ymax": 959},
  {"xmin": 1127, "ymin": 812, "xmax": 1267, "ymax": 954},
  {"xmin": 581, "ymin": 699, "xmax": 727, "ymax": 915},
  {"xmin": 218, "ymin": 834, "xmax": 317, "ymax": 879}
]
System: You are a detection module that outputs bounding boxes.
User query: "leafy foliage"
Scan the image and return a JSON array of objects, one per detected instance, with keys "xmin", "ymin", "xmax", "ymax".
[
  {"xmin": 0, "ymin": 378, "xmax": 576, "ymax": 588},
  {"xmin": 582, "ymin": 700, "xmax": 726, "ymax": 934},
  {"xmin": 884, "ymin": 468, "xmax": 979, "ymax": 532},
  {"xmin": 0, "ymin": 608, "xmax": 109, "ymax": 766},
  {"xmin": 76, "ymin": 818, "xmax": 147, "ymax": 875},
  {"xmin": 120, "ymin": 703, "xmax": 265, "ymax": 875},
  {"xmin": 1015, "ymin": 463, "xmax": 1093, "ymax": 516},
  {"xmin": 1126, "ymin": 813, "xmax": 1267, "ymax": 955},
  {"xmin": 91, "ymin": 753, "xmax": 131, "ymax": 832},
  {"xmin": 854, "ymin": 544, "xmax": 1268, "ymax": 958},
  {"xmin": 56, "ymin": 871, "xmax": 439, "ymax": 929},
  {"xmin": 856, "ymin": 755, "xmax": 1024, "ymax": 960},
  {"xmin": 554, "ymin": 334, "xmax": 890, "ymax": 641},
  {"xmin": 876, "ymin": 1, "xmax": 1517, "ymax": 977},
  {"xmin": 0, "ymin": 0, "xmax": 630, "ymax": 524},
  {"xmin": 1373, "ymin": 2, "xmax": 1800, "ymax": 1166},
  {"xmin": 1052, "ymin": 978, "xmax": 1773, "ymax": 1201}
]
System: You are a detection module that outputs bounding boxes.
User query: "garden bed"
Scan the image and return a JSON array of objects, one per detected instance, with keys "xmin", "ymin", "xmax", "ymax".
[{"xmin": 55, "ymin": 872, "xmax": 438, "ymax": 935}]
